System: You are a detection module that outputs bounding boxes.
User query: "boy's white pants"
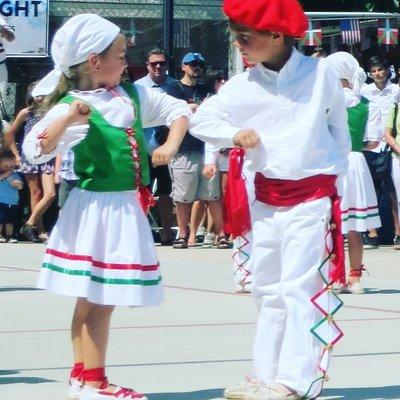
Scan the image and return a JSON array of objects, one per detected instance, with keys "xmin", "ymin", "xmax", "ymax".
[{"xmin": 250, "ymin": 197, "xmax": 332, "ymax": 397}]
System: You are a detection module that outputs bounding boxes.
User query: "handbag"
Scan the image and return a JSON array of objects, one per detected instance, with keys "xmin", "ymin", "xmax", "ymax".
[{"xmin": 372, "ymin": 103, "xmax": 398, "ymax": 179}]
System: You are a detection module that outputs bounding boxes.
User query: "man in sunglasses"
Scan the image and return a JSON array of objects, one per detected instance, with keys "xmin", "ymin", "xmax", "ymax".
[{"xmin": 136, "ymin": 48, "xmax": 178, "ymax": 245}]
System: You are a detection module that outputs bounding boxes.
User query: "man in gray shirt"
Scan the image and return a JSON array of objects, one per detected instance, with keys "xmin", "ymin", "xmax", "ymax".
[{"xmin": 135, "ymin": 48, "xmax": 177, "ymax": 245}]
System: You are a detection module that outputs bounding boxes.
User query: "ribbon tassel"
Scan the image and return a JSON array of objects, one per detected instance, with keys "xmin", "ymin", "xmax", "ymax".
[{"xmin": 224, "ymin": 147, "xmax": 252, "ymax": 238}]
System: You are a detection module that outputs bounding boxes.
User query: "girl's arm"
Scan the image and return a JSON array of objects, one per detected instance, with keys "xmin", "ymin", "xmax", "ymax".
[
  {"xmin": 385, "ymin": 127, "xmax": 400, "ymax": 155},
  {"xmin": 54, "ymin": 154, "xmax": 62, "ymax": 184},
  {"xmin": 152, "ymin": 116, "xmax": 188, "ymax": 166},
  {"xmin": 23, "ymin": 102, "xmax": 90, "ymax": 164},
  {"xmin": 4, "ymin": 108, "xmax": 29, "ymax": 162},
  {"xmin": 39, "ymin": 101, "xmax": 90, "ymax": 154}
]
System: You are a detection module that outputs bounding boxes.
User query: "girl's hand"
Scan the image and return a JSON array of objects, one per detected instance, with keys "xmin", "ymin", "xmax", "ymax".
[
  {"xmin": 152, "ymin": 143, "xmax": 178, "ymax": 166},
  {"xmin": 203, "ymin": 164, "xmax": 217, "ymax": 179},
  {"xmin": 233, "ymin": 129, "xmax": 260, "ymax": 149},
  {"xmin": 66, "ymin": 101, "xmax": 91, "ymax": 125}
]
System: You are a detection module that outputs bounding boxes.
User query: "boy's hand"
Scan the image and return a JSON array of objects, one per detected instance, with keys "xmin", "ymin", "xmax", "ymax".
[
  {"xmin": 66, "ymin": 101, "xmax": 90, "ymax": 125},
  {"xmin": 233, "ymin": 129, "xmax": 260, "ymax": 149},
  {"xmin": 152, "ymin": 143, "xmax": 178, "ymax": 166},
  {"xmin": 203, "ymin": 164, "xmax": 217, "ymax": 179}
]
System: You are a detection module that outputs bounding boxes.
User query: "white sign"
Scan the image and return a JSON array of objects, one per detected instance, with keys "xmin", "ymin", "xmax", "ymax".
[{"xmin": 1, "ymin": 0, "xmax": 49, "ymax": 57}]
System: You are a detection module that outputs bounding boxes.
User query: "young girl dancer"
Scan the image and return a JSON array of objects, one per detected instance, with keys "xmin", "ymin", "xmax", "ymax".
[
  {"xmin": 327, "ymin": 52, "xmax": 381, "ymax": 294},
  {"xmin": 23, "ymin": 14, "xmax": 190, "ymax": 400}
]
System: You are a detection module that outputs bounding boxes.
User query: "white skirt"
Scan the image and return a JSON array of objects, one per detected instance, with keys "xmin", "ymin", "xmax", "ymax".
[
  {"xmin": 37, "ymin": 188, "xmax": 164, "ymax": 306},
  {"xmin": 341, "ymin": 152, "xmax": 381, "ymax": 234}
]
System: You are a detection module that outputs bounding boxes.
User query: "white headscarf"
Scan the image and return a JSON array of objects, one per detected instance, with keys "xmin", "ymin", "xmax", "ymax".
[
  {"xmin": 32, "ymin": 14, "xmax": 120, "ymax": 97},
  {"xmin": 326, "ymin": 51, "xmax": 367, "ymax": 95}
]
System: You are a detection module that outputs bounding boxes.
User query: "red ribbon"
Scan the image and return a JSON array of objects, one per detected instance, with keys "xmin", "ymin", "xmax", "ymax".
[
  {"xmin": 82, "ymin": 367, "xmax": 106, "ymax": 382},
  {"xmin": 255, "ymin": 173, "xmax": 345, "ymax": 284},
  {"xmin": 137, "ymin": 184, "xmax": 156, "ymax": 215},
  {"xmin": 223, "ymin": 147, "xmax": 251, "ymax": 238}
]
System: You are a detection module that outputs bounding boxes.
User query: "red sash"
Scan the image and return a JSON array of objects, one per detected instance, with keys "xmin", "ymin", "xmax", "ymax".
[{"xmin": 224, "ymin": 148, "xmax": 345, "ymax": 284}]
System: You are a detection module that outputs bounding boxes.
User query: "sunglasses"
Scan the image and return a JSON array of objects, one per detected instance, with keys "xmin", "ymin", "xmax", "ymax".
[
  {"xmin": 148, "ymin": 60, "xmax": 167, "ymax": 68},
  {"xmin": 187, "ymin": 61, "xmax": 205, "ymax": 67}
]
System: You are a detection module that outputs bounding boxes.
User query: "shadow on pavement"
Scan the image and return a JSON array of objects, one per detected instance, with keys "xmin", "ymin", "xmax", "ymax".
[
  {"xmin": 323, "ymin": 385, "xmax": 400, "ymax": 399},
  {"xmin": 0, "ymin": 370, "xmax": 19, "ymax": 376},
  {"xmin": 0, "ymin": 286, "xmax": 40, "ymax": 293},
  {"xmin": 364, "ymin": 288, "xmax": 400, "ymax": 295},
  {"xmin": 147, "ymin": 388, "xmax": 224, "ymax": 399},
  {"xmin": 0, "ymin": 369, "xmax": 57, "ymax": 385}
]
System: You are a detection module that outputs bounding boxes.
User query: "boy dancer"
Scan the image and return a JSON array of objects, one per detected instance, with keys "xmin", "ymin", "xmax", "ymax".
[{"xmin": 190, "ymin": 0, "xmax": 351, "ymax": 398}]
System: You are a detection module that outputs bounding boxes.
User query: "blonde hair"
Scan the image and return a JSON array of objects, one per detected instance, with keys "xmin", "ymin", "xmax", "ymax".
[
  {"xmin": 42, "ymin": 34, "xmax": 123, "ymax": 110},
  {"xmin": 42, "ymin": 62, "xmax": 91, "ymax": 110}
]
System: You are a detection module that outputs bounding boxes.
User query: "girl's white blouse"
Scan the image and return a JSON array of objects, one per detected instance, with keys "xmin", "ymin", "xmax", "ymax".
[{"xmin": 23, "ymin": 83, "xmax": 191, "ymax": 163}]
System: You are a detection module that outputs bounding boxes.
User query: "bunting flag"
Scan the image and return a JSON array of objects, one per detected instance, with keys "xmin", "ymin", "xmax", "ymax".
[
  {"xmin": 378, "ymin": 18, "xmax": 398, "ymax": 45},
  {"xmin": 340, "ymin": 19, "xmax": 361, "ymax": 44},
  {"xmin": 300, "ymin": 20, "xmax": 322, "ymax": 46}
]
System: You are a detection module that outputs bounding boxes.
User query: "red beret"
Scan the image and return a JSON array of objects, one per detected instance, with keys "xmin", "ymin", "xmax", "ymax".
[{"xmin": 223, "ymin": 0, "xmax": 308, "ymax": 38}]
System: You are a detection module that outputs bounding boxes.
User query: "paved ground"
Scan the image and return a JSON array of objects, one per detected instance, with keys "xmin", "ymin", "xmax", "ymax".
[{"xmin": 1, "ymin": 242, "xmax": 400, "ymax": 400}]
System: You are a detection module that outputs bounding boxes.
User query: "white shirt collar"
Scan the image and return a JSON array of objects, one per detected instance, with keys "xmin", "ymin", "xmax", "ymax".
[{"xmin": 254, "ymin": 47, "xmax": 303, "ymax": 83}]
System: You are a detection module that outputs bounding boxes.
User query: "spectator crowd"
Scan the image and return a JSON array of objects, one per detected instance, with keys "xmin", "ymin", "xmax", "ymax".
[{"xmin": 1, "ymin": 46, "xmax": 400, "ymax": 258}]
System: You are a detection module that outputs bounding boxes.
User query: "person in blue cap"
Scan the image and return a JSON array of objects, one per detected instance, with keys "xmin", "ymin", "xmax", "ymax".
[{"xmin": 167, "ymin": 52, "xmax": 227, "ymax": 249}]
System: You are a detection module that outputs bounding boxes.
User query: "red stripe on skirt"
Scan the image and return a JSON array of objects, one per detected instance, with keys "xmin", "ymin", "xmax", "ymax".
[{"xmin": 46, "ymin": 248, "xmax": 159, "ymax": 271}]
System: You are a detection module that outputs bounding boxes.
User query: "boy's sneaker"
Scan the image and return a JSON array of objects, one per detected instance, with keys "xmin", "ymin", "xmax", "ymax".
[
  {"xmin": 363, "ymin": 235, "xmax": 379, "ymax": 250},
  {"xmin": 79, "ymin": 380, "xmax": 148, "ymax": 400},
  {"xmin": 202, "ymin": 232, "xmax": 215, "ymax": 248},
  {"xmin": 224, "ymin": 380, "xmax": 301, "ymax": 400},
  {"xmin": 394, "ymin": 235, "xmax": 400, "ymax": 250},
  {"xmin": 19, "ymin": 223, "xmax": 43, "ymax": 243},
  {"xmin": 0, "ymin": 235, "xmax": 6, "ymax": 243},
  {"xmin": 7, "ymin": 237, "xmax": 18, "ymax": 244},
  {"xmin": 235, "ymin": 282, "xmax": 252, "ymax": 294},
  {"xmin": 68, "ymin": 377, "xmax": 83, "ymax": 400},
  {"xmin": 339, "ymin": 281, "xmax": 365, "ymax": 295}
]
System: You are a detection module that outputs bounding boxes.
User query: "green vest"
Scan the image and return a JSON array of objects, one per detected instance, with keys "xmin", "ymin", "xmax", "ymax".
[
  {"xmin": 59, "ymin": 83, "xmax": 149, "ymax": 192},
  {"xmin": 347, "ymin": 97, "xmax": 369, "ymax": 152}
]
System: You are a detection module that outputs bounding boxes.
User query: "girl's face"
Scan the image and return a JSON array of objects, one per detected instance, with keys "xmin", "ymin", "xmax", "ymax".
[{"xmin": 94, "ymin": 34, "xmax": 127, "ymax": 88}]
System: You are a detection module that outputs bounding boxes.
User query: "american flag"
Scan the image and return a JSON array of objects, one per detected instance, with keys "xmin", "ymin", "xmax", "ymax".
[{"xmin": 340, "ymin": 19, "xmax": 361, "ymax": 44}]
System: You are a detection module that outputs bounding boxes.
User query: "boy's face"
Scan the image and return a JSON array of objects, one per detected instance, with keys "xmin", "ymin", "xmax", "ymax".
[
  {"xmin": 0, "ymin": 158, "xmax": 15, "ymax": 172},
  {"xmin": 369, "ymin": 65, "xmax": 388, "ymax": 85},
  {"xmin": 232, "ymin": 29, "xmax": 284, "ymax": 65}
]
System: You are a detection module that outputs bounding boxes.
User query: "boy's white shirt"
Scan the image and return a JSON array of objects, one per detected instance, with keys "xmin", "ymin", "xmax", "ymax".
[
  {"xmin": 23, "ymin": 83, "xmax": 190, "ymax": 164},
  {"xmin": 204, "ymin": 142, "xmax": 219, "ymax": 165},
  {"xmin": 190, "ymin": 47, "xmax": 351, "ymax": 181},
  {"xmin": 360, "ymin": 81, "xmax": 400, "ymax": 150}
]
